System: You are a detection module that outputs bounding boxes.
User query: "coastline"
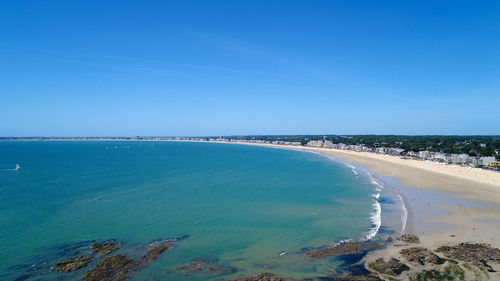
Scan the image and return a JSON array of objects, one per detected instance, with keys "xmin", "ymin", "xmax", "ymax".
[
  {"xmin": 3, "ymin": 139, "xmax": 499, "ymax": 280},
  {"xmin": 168, "ymin": 140, "xmax": 500, "ymax": 278}
]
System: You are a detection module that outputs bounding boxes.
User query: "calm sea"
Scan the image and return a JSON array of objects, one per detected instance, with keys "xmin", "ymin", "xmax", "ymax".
[{"xmin": 0, "ymin": 141, "xmax": 387, "ymax": 280}]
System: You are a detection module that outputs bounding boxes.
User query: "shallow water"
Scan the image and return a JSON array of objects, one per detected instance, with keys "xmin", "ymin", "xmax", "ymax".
[{"xmin": 0, "ymin": 141, "xmax": 387, "ymax": 280}]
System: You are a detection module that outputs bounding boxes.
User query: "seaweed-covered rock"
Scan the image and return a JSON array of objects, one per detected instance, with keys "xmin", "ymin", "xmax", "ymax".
[
  {"xmin": 84, "ymin": 254, "xmax": 133, "ymax": 281},
  {"xmin": 90, "ymin": 240, "xmax": 119, "ymax": 257},
  {"xmin": 400, "ymin": 234, "xmax": 419, "ymax": 243},
  {"xmin": 368, "ymin": 258, "xmax": 409, "ymax": 276},
  {"xmin": 436, "ymin": 243, "xmax": 500, "ymax": 272},
  {"xmin": 306, "ymin": 241, "xmax": 382, "ymax": 258},
  {"xmin": 230, "ymin": 272, "xmax": 297, "ymax": 281},
  {"xmin": 51, "ymin": 255, "xmax": 92, "ymax": 272},
  {"xmin": 175, "ymin": 259, "xmax": 236, "ymax": 278},
  {"xmin": 400, "ymin": 247, "xmax": 441, "ymax": 265}
]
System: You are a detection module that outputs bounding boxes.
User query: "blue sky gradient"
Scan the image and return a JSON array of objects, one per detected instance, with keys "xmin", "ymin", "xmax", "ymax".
[{"xmin": 1, "ymin": 1, "xmax": 499, "ymax": 136}]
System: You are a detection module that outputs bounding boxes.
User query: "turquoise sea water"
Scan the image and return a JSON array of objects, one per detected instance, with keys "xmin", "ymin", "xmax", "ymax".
[{"xmin": 0, "ymin": 141, "xmax": 383, "ymax": 280}]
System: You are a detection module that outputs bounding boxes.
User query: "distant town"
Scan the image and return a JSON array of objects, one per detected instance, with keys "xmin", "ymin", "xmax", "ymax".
[{"xmin": 2, "ymin": 135, "xmax": 499, "ymax": 171}]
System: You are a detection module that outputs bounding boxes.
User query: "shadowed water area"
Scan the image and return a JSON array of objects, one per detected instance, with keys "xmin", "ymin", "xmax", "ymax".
[{"xmin": 0, "ymin": 141, "xmax": 387, "ymax": 280}]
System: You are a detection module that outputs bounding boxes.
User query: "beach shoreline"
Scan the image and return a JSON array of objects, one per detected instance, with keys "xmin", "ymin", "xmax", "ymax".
[{"xmin": 3, "ymin": 139, "xmax": 499, "ymax": 280}]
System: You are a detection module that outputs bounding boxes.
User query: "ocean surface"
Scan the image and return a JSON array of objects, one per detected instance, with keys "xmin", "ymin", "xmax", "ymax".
[{"xmin": 0, "ymin": 141, "xmax": 399, "ymax": 280}]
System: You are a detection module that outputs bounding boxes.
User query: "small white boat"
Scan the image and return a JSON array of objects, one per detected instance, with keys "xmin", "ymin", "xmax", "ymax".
[{"xmin": 15, "ymin": 164, "xmax": 21, "ymax": 171}]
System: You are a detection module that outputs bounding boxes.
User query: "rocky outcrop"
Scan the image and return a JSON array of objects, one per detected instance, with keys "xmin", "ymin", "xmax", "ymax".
[
  {"xmin": 399, "ymin": 247, "xmax": 441, "ymax": 265},
  {"xmin": 175, "ymin": 259, "xmax": 236, "ymax": 278},
  {"xmin": 90, "ymin": 240, "xmax": 119, "ymax": 257},
  {"xmin": 51, "ymin": 255, "xmax": 92, "ymax": 272},
  {"xmin": 436, "ymin": 243, "xmax": 500, "ymax": 272},
  {"xmin": 400, "ymin": 234, "xmax": 419, "ymax": 243},
  {"xmin": 230, "ymin": 272, "xmax": 297, "ymax": 281},
  {"xmin": 84, "ymin": 239, "xmax": 175, "ymax": 280},
  {"xmin": 368, "ymin": 258, "xmax": 409, "ymax": 276}
]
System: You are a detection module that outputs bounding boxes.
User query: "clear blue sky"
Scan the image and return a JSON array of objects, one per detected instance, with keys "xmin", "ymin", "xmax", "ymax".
[{"xmin": 1, "ymin": 1, "xmax": 499, "ymax": 136}]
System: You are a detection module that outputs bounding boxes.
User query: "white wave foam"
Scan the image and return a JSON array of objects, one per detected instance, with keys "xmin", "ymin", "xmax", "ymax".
[
  {"xmin": 365, "ymin": 199, "xmax": 382, "ymax": 240},
  {"xmin": 364, "ymin": 176, "xmax": 384, "ymax": 240},
  {"xmin": 328, "ymin": 238, "xmax": 353, "ymax": 247}
]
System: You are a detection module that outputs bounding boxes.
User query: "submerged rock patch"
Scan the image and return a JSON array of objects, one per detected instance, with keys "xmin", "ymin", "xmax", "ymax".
[
  {"xmin": 230, "ymin": 272, "xmax": 297, "ymax": 281},
  {"xmin": 175, "ymin": 259, "xmax": 236, "ymax": 278}
]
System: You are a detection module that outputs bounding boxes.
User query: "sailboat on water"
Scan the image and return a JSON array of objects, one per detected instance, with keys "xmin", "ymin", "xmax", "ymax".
[{"xmin": 14, "ymin": 164, "xmax": 20, "ymax": 171}]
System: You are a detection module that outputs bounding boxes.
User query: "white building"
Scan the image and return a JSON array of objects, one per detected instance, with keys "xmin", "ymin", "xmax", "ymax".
[
  {"xmin": 306, "ymin": 140, "xmax": 323, "ymax": 148},
  {"xmin": 419, "ymin": 151, "xmax": 431, "ymax": 159},
  {"xmin": 479, "ymin": 157, "xmax": 496, "ymax": 166},
  {"xmin": 323, "ymin": 140, "xmax": 334, "ymax": 148}
]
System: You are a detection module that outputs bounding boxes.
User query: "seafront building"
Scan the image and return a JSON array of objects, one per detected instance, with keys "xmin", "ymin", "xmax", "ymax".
[{"xmin": 234, "ymin": 139, "xmax": 498, "ymax": 169}]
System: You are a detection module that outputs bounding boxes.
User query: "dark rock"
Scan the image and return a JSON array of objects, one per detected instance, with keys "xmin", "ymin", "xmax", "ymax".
[
  {"xmin": 385, "ymin": 236, "xmax": 393, "ymax": 242},
  {"xmin": 84, "ymin": 254, "xmax": 133, "ymax": 281},
  {"xmin": 175, "ymin": 259, "xmax": 236, "ymax": 278},
  {"xmin": 84, "ymin": 239, "xmax": 174, "ymax": 280},
  {"xmin": 51, "ymin": 255, "xmax": 92, "ymax": 272},
  {"xmin": 436, "ymin": 243, "xmax": 500, "ymax": 272},
  {"xmin": 90, "ymin": 240, "xmax": 119, "ymax": 257},
  {"xmin": 368, "ymin": 258, "xmax": 409, "ymax": 276},
  {"xmin": 400, "ymin": 234, "xmax": 419, "ymax": 243},
  {"xmin": 230, "ymin": 272, "xmax": 297, "ymax": 281},
  {"xmin": 399, "ymin": 247, "xmax": 441, "ymax": 265}
]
